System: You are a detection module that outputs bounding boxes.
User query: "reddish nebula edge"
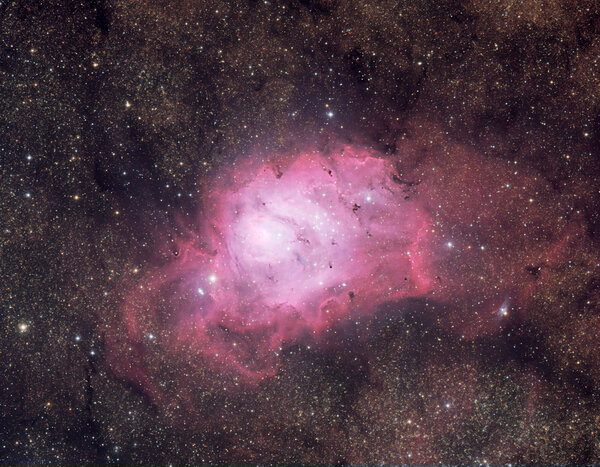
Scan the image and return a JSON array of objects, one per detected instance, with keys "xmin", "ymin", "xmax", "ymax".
[{"xmin": 107, "ymin": 141, "xmax": 589, "ymax": 401}]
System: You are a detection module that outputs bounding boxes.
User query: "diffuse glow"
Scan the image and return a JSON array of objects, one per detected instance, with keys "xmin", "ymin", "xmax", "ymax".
[
  {"xmin": 118, "ymin": 145, "xmax": 436, "ymax": 379},
  {"xmin": 109, "ymin": 139, "xmax": 587, "ymax": 409}
]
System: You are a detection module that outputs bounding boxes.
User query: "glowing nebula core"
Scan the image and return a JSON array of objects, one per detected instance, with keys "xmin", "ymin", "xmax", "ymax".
[{"xmin": 209, "ymin": 149, "xmax": 432, "ymax": 314}]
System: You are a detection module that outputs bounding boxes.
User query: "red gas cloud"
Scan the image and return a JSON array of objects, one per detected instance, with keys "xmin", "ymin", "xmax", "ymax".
[
  {"xmin": 114, "ymin": 145, "xmax": 438, "ymax": 382},
  {"xmin": 107, "ymin": 138, "xmax": 589, "ymax": 405}
]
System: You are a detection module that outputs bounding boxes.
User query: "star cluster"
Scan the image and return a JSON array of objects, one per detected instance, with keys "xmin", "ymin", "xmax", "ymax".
[{"xmin": 1, "ymin": 0, "xmax": 600, "ymax": 464}]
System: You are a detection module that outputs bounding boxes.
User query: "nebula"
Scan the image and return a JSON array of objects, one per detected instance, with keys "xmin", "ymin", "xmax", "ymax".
[
  {"xmin": 109, "ymin": 138, "xmax": 586, "ymax": 406},
  {"xmin": 114, "ymin": 145, "xmax": 438, "ymax": 382}
]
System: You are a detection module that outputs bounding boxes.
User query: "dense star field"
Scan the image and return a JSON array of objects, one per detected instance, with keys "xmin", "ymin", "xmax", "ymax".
[{"xmin": 2, "ymin": 0, "xmax": 600, "ymax": 464}]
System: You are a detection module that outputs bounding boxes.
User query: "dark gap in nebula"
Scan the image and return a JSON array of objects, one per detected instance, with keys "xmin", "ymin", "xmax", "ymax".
[
  {"xmin": 89, "ymin": 0, "xmax": 111, "ymax": 35},
  {"xmin": 296, "ymin": 0, "xmax": 333, "ymax": 19},
  {"xmin": 504, "ymin": 324, "xmax": 598, "ymax": 400}
]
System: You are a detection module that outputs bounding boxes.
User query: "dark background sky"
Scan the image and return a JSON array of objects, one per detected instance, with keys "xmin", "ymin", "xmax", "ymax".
[{"xmin": 1, "ymin": 0, "xmax": 600, "ymax": 464}]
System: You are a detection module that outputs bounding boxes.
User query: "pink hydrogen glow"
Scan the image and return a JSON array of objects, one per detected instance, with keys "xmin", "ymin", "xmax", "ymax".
[
  {"xmin": 205, "ymin": 148, "xmax": 434, "ymax": 318},
  {"xmin": 107, "ymin": 135, "xmax": 592, "ymax": 424},
  {"xmin": 120, "ymin": 146, "xmax": 437, "ymax": 379}
]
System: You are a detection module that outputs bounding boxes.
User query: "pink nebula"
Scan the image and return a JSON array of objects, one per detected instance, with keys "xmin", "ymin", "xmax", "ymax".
[
  {"xmin": 117, "ymin": 145, "xmax": 437, "ymax": 380},
  {"xmin": 105, "ymin": 136, "xmax": 593, "ymax": 447},
  {"xmin": 110, "ymin": 137, "xmax": 585, "ymax": 395}
]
